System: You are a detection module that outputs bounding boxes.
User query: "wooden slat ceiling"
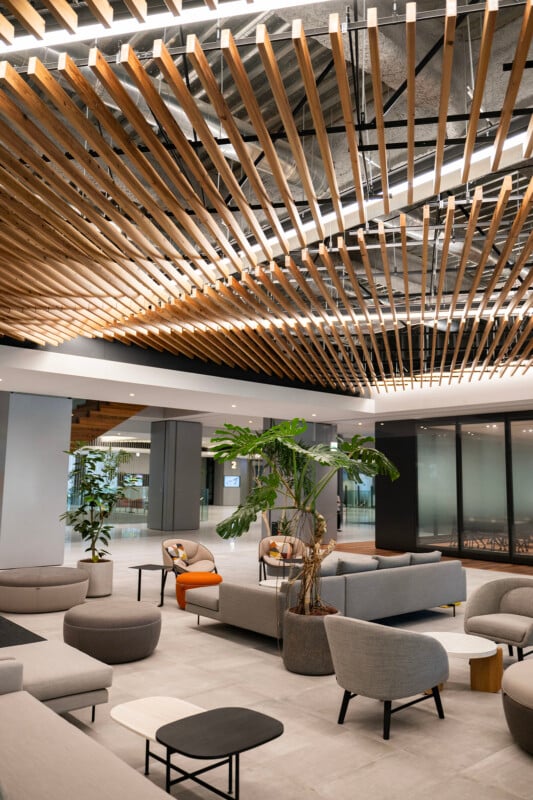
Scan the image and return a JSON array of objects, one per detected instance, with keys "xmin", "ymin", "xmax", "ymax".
[{"xmin": 0, "ymin": 1, "xmax": 531, "ymax": 395}]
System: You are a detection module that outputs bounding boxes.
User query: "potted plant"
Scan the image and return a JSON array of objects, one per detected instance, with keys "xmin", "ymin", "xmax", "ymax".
[
  {"xmin": 61, "ymin": 446, "xmax": 135, "ymax": 597},
  {"xmin": 212, "ymin": 418, "xmax": 398, "ymax": 674}
]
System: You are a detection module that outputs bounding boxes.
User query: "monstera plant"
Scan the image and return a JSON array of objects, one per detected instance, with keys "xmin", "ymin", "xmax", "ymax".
[{"xmin": 212, "ymin": 418, "xmax": 399, "ymax": 617}]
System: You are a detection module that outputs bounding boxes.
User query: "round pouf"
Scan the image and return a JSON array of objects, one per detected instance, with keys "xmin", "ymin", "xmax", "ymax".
[
  {"xmin": 502, "ymin": 659, "xmax": 533, "ymax": 755},
  {"xmin": 175, "ymin": 572, "xmax": 223, "ymax": 609},
  {"xmin": 64, "ymin": 600, "xmax": 161, "ymax": 664},
  {"xmin": 0, "ymin": 567, "xmax": 89, "ymax": 613}
]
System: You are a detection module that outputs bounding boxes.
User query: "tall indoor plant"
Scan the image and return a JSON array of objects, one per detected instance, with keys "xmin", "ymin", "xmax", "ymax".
[
  {"xmin": 212, "ymin": 418, "xmax": 398, "ymax": 672},
  {"xmin": 61, "ymin": 446, "xmax": 134, "ymax": 596}
]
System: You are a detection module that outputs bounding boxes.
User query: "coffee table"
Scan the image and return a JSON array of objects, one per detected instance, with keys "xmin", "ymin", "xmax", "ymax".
[
  {"xmin": 156, "ymin": 706, "xmax": 284, "ymax": 800},
  {"xmin": 110, "ymin": 695, "xmax": 203, "ymax": 775},
  {"xmin": 422, "ymin": 631, "xmax": 503, "ymax": 692}
]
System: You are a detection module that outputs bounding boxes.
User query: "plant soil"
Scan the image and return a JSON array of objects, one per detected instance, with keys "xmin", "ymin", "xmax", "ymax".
[{"xmin": 288, "ymin": 604, "xmax": 337, "ymax": 617}]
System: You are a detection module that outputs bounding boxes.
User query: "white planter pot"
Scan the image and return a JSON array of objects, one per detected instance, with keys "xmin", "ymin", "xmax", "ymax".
[{"xmin": 77, "ymin": 559, "xmax": 113, "ymax": 598}]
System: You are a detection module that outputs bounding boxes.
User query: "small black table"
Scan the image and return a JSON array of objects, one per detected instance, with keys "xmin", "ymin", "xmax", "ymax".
[
  {"xmin": 130, "ymin": 564, "xmax": 172, "ymax": 607},
  {"xmin": 156, "ymin": 707, "xmax": 283, "ymax": 799}
]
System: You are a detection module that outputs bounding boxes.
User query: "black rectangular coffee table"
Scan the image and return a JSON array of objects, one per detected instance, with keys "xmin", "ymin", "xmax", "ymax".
[
  {"xmin": 156, "ymin": 706, "xmax": 283, "ymax": 799},
  {"xmin": 130, "ymin": 564, "xmax": 172, "ymax": 607}
]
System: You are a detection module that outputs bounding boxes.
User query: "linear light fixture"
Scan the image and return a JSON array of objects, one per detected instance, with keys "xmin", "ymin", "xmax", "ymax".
[{"xmin": 0, "ymin": 0, "xmax": 338, "ymax": 57}]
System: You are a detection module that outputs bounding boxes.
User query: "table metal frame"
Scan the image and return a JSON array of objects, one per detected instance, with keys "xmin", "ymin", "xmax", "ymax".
[{"xmin": 129, "ymin": 564, "xmax": 172, "ymax": 607}]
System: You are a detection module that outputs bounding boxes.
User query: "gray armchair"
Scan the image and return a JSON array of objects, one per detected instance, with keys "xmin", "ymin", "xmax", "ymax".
[
  {"xmin": 464, "ymin": 577, "xmax": 533, "ymax": 661},
  {"xmin": 324, "ymin": 615, "xmax": 449, "ymax": 739}
]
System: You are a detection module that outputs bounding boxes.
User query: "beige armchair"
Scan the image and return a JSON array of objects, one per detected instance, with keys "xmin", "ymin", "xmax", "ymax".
[
  {"xmin": 162, "ymin": 539, "xmax": 217, "ymax": 576},
  {"xmin": 258, "ymin": 535, "xmax": 306, "ymax": 581},
  {"xmin": 464, "ymin": 577, "xmax": 533, "ymax": 661},
  {"xmin": 324, "ymin": 615, "xmax": 449, "ymax": 739}
]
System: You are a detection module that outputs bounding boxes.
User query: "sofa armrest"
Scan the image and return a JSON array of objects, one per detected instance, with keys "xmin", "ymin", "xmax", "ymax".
[
  {"xmin": 0, "ymin": 658, "xmax": 23, "ymax": 694},
  {"xmin": 220, "ymin": 583, "xmax": 285, "ymax": 638}
]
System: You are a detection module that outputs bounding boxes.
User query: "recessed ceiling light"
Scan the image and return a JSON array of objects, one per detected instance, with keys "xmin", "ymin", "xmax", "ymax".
[
  {"xmin": 311, "ymin": 413, "xmax": 317, "ymax": 417},
  {"xmin": 248, "ymin": 420, "xmax": 253, "ymax": 424},
  {"xmin": 231, "ymin": 404, "xmax": 237, "ymax": 408},
  {"xmin": 357, "ymin": 422, "xmax": 363, "ymax": 426},
  {"xmin": 129, "ymin": 393, "xmax": 135, "ymax": 397}
]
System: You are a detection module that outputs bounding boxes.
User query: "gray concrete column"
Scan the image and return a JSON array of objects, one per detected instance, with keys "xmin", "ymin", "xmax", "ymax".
[
  {"xmin": 148, "ymin": 420, "xmax": 202, "ymax": 531},
  {"xmin": 0, "ymin": 392, "xmax": 72, "ymax": 568}
]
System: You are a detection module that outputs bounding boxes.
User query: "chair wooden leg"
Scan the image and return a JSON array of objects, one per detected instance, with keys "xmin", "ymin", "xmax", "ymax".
[
  {"xmin": 383, "ymin": 700, "xmax": 392, "ymax": 740},
  {"xmin": 337, "ymin": 690, "xmax": 354, "ymax": 724},
  {"xmin": 432, "ymin": 686, "xmax": 445, "ymax": 719}
]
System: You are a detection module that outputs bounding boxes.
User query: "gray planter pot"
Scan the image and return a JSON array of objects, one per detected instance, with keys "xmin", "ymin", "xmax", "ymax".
[
  {"xmin": 282, "ymin": 608, "xmax": 338, "ymax": 675},
  {"xmin": 77, "ymin": 559, "xmax": 113, "ymax": 597}
]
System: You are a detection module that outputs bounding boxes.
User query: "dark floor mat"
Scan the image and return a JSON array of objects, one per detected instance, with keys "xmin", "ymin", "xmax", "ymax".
[{"xmin": 0, "ymin": 615, "xmax": 46, "ymax": 647}]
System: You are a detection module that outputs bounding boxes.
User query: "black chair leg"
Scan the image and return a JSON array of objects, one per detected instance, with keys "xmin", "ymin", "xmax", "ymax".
[
  {"xmin": 518, "ymin": 647, "xmax": 524, "ymax": 661},
  {"xmin": 91, "ymin": 705, "xmax": 95, "ymax": 723},
  {"xmin": 432, "ymin": 687, "xmax": 445, "ymax": 719},
  {"xmin": 337, "ymin": 690, "xmax": 354, "ymax": 725},
  {"xmin": 383, "ymin": 700, "xmax": 392, "ymax": 740},
  {"xmin": 508, "ymin": 645, "xmax": 514, "ymax": 657}
]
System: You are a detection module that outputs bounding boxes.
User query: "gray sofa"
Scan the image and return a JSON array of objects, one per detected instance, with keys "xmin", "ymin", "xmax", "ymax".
[
  {"xmin": 0, "ymin": 658, "xmax": 169, "ymax": 800},
  {"xmin": 185, "ymin": 558, "xmax": 467, "ymax": 638}
]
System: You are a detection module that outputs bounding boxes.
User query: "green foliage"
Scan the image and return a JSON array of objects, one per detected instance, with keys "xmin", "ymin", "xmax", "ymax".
[
  {"xmin": 60, "ymin": 447, "xmax": 135, "ymax": 562},
  {"xmin": 213, "ymin": 418, "xmax": 398, "ymax": 614}
]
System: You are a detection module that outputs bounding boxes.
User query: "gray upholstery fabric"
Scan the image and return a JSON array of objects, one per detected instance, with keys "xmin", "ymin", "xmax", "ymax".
[
  {"xmin": 0, "ymin": 659, "xmax": 23, "ymax": 694},
  {"xmin": 0, "ymin": 567, "xmax": 89, "ymax": 613},
  {"xmin": 220, "ymin": 583, "xmax": 286, "ymax": 638},
  {"xmin": 0, "ymin": 690, "xmax": 169, "ymax": 800},
  {"xmin": 186, "ymin": 585, "xmax": 220, "ymax": 613},
  {"xmin": 409, "ymin": 551, "xmax": 442, "ymax": 564},
  {"xmin": 502, "ymin": 661, "xmax": 533, "ymax": 755},
  {"xmin": 0, "ymin": 641, "xmax": 112, "ymax": 702},
  {"xmin": 464, "ymin": 577, "xmax": 533, "ymax": 648},
  {"xmin": 373, "ymin": 554, "xmax": 411, "ymax": 569},
  {"xmin": 502, "ymin": 659, "xmax": 533, "ymax": 707},
  {"xmin": 335, "ymin": 556, "xmax": 378, "ymax": 575},
  {"xmin": 324, "ymin": 615, "xmax": 449, "ymax": 700},
  {"xmin": 64, "ymin": 600, "xmax": 161, "ymax": 664}
]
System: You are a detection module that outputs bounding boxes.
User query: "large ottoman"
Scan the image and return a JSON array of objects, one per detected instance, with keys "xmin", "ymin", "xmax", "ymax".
[
  {"xmin": 502, "ymin": 659, "xmax": 533, "ymax": 755},
  {"xmin": 175, "ymin": 572, "xmax": 223, "ymax": 609},
  {"xmin": 0, "ymin": 567, "xmax": 89, "ymax": 613},
  {"xmin": 64, "ymin": 600, "xmax": 161, "ymax": 664}
]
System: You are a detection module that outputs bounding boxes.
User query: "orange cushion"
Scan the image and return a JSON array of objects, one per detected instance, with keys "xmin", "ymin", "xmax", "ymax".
[{"xmin": 175, "ymin": 572, "xmax": 222, "ymax": 587}]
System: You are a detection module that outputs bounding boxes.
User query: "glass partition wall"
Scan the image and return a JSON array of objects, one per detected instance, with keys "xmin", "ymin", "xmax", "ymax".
[{"xmin": 417, "ymin": 415, "xmax": 533, "ymax": 561}]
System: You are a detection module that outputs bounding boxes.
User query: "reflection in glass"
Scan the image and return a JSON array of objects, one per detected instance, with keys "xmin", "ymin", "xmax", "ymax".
[
  {"xmin": 461, "ymin": 422, "xmax": 508, "ymax": 554},
  {"xmin": 510, "ymin": 422, "xmax": 533, "ymax": 555},
  {"xmin": 417, "ymin": 425, "xmax": 457, "ymax": 548}
]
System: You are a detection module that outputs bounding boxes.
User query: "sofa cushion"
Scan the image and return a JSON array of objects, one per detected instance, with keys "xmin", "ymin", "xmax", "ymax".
[
  {"xmin": 335, "ymin": 556, "xmax": 378, "ymax": 575},
  {"xmin": 319, "ymin": 556, "xmax": 339, "ymax": 577},
  {"xmin": 409, "ymin": 550, "xmax": 442, "ymax": 565},
  {"xmin": 0, "ymin": 641, "xmax": 112, "ymax": 701},
  {"xmin": 185, "ymin": 585, "xmax": 220, "ymax": 612},
  {"xmin": 500, "ymin": 588, "xmax": 533, "ymax": 616},
  {"xmin": 373, "ymin": 554, "xmax": 411, "ymax": 569}
]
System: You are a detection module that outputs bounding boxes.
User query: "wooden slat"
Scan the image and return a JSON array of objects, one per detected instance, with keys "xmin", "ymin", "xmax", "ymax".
[
  {"xmin": 292, "ymin": 19, "xmax": 344, "ymax": 232},
  {"xmin": 256, "ymin": 24, "xmax": 325, "ymax": 240},
  {"xmin": 40, "ymin": 1, "xmax": 78, "ymax": 34},
  {"xmin": 461, "ymin": 0, "xmax": 498, "ymax": 182},
  {"xmin": 377, "ymin": 221, "xmax": 405, "ymax": 389},
  {"xmin": 433, "ymin": 0, "xmax": 457, "ymax": 195},
  {"xmin": 1, "ymin": 0, "xmax": 45, "ymax": 39},
  {"xmin": 85, "ymin": 0, "xmax": 113, "ymax": 27},
  {"xmin": 123, "ymin": 0, "xmax": 147, "ymax": 22},
  {"xmin": 525, "ymin": 114, "xmax": 533, "ymax": 159},
  {"xmin": 399, "ymin": 214, "xmax": 415, "ymax": 387},
  {"xmin": 429, "ymin": 196, "xmax": 455, "ymax": 383},
  {"xmin": 163, "ymin": 0, "xmax": 182, "ymax": 13},
  {"xmin": 406, "ymin": 2, "xmax": 417, "ymax": 206},
  {"xmin": 153, "ymin": 39, "xmax": 272, "ymax": 263},
  {"xmin": 185, "ymin": 33, "xmax": 290, "ymax": 254},
  {"xmin": 220, "ymin": 28, "xmax": 307, "ymax": 248},
  {"xmin": 0, "ymin": 14, "xmax": 14, "ymax": 45},
  {"xmin": 367, "ymin": 8, "xmax": 389, "ymax": 214},
  {"xmin": 492, "ymin": 0, "xmax": 533, "ymax": 171},
  {"xmin": 329, "ymin": 14, "xmax": 365, "ymax": 224},
  {"xmin": 419, "ymin": 205, "xmax": 430, "ymax": 384}
]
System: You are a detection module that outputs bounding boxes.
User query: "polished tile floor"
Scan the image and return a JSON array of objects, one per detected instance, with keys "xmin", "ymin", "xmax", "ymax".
[{"xmin": 9, "ymin": 508, "xmax": 533, "ymax": 799}]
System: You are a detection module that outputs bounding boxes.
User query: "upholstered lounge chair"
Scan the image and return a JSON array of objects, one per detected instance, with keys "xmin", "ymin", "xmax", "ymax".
[
  {"xmin": 162, "ymin": 539, "xmax": 217, "ymax": 576},
  {"xmin": 258, "ymin": 535, "xmax": 306, "ymax": 581},
  {"xmin": 464, "ymin": 577, "xmax": 533, "ymax": 661},
  {"xmin": 324, "ymin": 615, "xmax": 449, "ymax": 739}
]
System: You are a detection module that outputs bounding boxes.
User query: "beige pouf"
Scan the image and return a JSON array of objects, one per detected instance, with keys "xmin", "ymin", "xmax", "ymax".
[
  {"xmin": 64, "ymin": 600, "xmax": 161, "ymax": 664},
  {"xmin": 0, "ymin": 567, "xmax": 89, "ymax": 613},
  {"xmin": 502, "ymin": 659, "xmax": 533, "ymax": 755}
]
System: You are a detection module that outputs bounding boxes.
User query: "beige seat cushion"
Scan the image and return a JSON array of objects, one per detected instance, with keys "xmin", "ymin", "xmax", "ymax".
[{"xmin": 467, "ymin": 613, "xmax": 533, "ymax": 643}]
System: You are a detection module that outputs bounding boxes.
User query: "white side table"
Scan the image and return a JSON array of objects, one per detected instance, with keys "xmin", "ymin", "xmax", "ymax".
[
  {"xmin": 422, "ymin": 631, "xmax": 503, "ymax": 692},
  {"xmin": 111, "ymin": 695, "xmax": 203, "ymax": 775}
]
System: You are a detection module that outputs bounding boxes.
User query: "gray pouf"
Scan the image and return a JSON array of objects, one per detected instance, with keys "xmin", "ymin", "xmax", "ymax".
[
  {"xmin": 0, "ymin": 567, "xmax": 89, "ymax": 613},
  {"xmin": 63, "ymin": 600, "xmax": 161, "ymax": 664},
  {"xmin": 502, "ymin": 659, "xmax": 533, "ymax": 755}
]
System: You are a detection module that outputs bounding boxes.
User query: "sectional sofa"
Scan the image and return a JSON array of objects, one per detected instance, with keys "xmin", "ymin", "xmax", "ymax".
[
  {"xmin": 184, "ymin": 555, "xmax": 467, "ymax": 638},
  {"xmin": 0, "ymin": 657, "xmax": 168, "ymax": 800}
]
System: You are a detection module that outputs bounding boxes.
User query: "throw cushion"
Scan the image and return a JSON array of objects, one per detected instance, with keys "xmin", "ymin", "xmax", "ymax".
[
  {"xmin": 320, "ymin": 557, "xmax": 340, "ymax": 577},
  {"xmin": 167, "ymin": 546, "xmax": 188, "ymax": 564},
  {"xmin": 373, "ymin": 554, "xmax": 411, "ymax": 569},
  {"xmin": 409, "ymin": 550, "xmax": 442, "ymax": 565},
  {"xmin": 335, "ymin": 556, "xmax": 379, "ymax": 575}
]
